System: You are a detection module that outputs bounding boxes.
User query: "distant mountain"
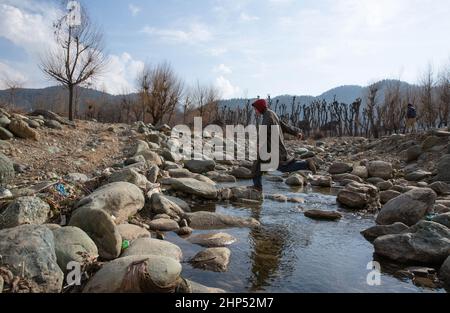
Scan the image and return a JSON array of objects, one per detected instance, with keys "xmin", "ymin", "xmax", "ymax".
[
  {"xmin": 0, "ymin": 80, "xmax": 418, "ymax": 113},
  {"xmin": 0, "ymin": 86, "xmax": 122, "ymax": 112},
  {"xmin": 220, "ymin": 80, "xmax": 418, "ymax": 110}
]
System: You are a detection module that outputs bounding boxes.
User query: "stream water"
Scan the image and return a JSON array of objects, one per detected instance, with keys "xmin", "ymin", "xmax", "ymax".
[{"xmin": 167, "ymin": 177, "xmax": 448, "ymax": 293}]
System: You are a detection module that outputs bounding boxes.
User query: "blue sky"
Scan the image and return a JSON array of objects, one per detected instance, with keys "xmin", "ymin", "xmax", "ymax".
[{"xmin": 1, "ymin": 0, "xmax": 450, "ymax": 98}]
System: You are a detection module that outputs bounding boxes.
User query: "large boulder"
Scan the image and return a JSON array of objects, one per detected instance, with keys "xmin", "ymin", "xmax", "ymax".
[
  {"xmin": 435, "ymin": 155, "xmax": 450, "ymax": 182},
  {"xmin": 328, "ymin": 162, "xmax": 352, "ymax": 175},
  {"xmin": 171, "ymin": 178, "xmax": 218, "ymax": 199},
  {"xmin": 0, "ymin": 225, "xmax": 63, "ymax": 293},
  {"xmin": 429, "ymin": 181, "xmax": 450, "ymax": 195},
  {"xmin": 230, "ymin": 167, "xmax": 253, "ymax": 179},
  {"xmin": 0, "ymin": 153, "xmax": 15, "ymax": 184},
  {"xmin": 368, "ymin": 161, "xmax": 393, "ymax": 180},
  {"xmin": 151, "ymin": 193, "xmax": 184, "ymax": 218},
  {"xmin": 69, "ymin": 207, "xmax": 122, "ymax": 260},
  {"xmin": 379, "ymin": 190, "xmax": 401, "ymax": 204},
  {"xmin": 29, "ymin": 110, "xmax": 75, "ymax": 127},
  {"xmin": 0, "ymin": 115, "xmax": 11, "ymax": 127},
  {"xmin": 135, "ymin": 149, "xmax": 162, "ymax": 166},
  {"xmin": 285, "ymin": 174, "xmax": 304, "ymax": 186},
  {"xmin": 376, "ymin": 188, "xmax": 437, "ymax": 226},
  {"xmin": 149, "ymin": 219, "xmax": 180, "ymax": 232},
  {"xmin": 83, "ymin": 255, "xmax": 182, "ymax": 293},
  {"xmin": 304, "ymin": 210, "xmax": 342, "ymax": 221},
  {"xmin": 0, "ymin": 196, "xmax": 50, "ymax": 229},
  {"xmin": 0, "ymin": 127, "xmax": 14, "ymax": 140},
  {"xmin": 190, "ymin": 247, "xmax": 231, "ymax": 272},
  {"xmin": 76, "ymin": 182, "xmax": 145, "ymax": 225},
  {"xmin": 361, "ymin": 222, "xmax": 409, "ymax": 241},
  {"xmin": 188, "ymin": 232, "xmax": 237, "ymax": 248},
  {"xmin": 374, "ymin": 221, "xmax": 450, "ymax": 264},
  {"xmin": 44, "ymin": 120, "xmax": 63, "ymax": 130},
  {"xmin": 107, "ymin": 168, "xmax": 149, "ymax": 189},
  {"xmin": 8, "ymin": 119, "xmax": 39, "ymax": 141},
  {"xmin": 184, "ymin": 160, "xmax": 216, "ymax": 174},
  {"xmin": 405, "ymin": 170, "xmax": 432, "ymax": 182},
  {"xmin": 206, "ymin": 171, "xmax": 237, "ymax": 183},
  {"xmin": 130, "ymin": 140, "xmax": 149, "ymax": 157},
  {"xmin": 337, "ymin": 182, "xmax": 380, "ymax": 211},
  {"xmin": 147, "ymin": 165, "xmax": 159, "ymax": 183},
  {"xmin": 116, "ymin": 224, "xmax": 150, "ymax": 241},
  {"xmin": 121, "ymin": 238, "xmax": 182, "ymax": 261},
  {"xmin": 432, "ymin": 212, "xmax": 450, "ymax": 228},
  {"xmin": 422, "ymin": 136, "xmax": 442, "ymax": 151},
  {"xmin": 52, "ymin": 226, "xmax": 98, "ymax": 272},
  {"xmin": 406, "ymin": 145, "xmax": 422, "ymax": 162},
  {"xmin": 230, "ymin": 187, "xmax": 263, "ymax": 201},
  {"xmin": 186, "ymin": 211, "xmax": 260, "ymax": 229},
  {"xmin": 352, "ymin": 166, "xmax": 369, "ymax": 179},
  {"xmin": 310, "ymin": 175, "xmax": 332, "ymax": 187}
]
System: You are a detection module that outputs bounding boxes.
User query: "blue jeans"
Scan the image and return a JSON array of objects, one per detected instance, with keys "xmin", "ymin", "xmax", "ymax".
[{"xmin": 253, "ymin": 159, "xmax": 309, "ymax": 189}]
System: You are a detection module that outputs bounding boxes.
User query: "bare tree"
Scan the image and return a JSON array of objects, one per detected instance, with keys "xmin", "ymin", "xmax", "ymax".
[
  {"xmin": 136, "ymin": 64, "xmax": 151, "ymax": 122},
  {"xmin": 40, "ymin": 2, "xmax": 108, "ymax": 121},
  {"xmin": 437, "ymin": 66, "xmax": 450, "ymax": 128},
  {"xmin": 145, "ymin": 62, "xmax": 184, "ymax": 126},
  {"xmin": 366, "ymin": 82, "xmax": 380, "ymax": 138},
  {"xmin": 419, "ymin": 64, "xmax": 437, "ymax": 129},
  {"xmin": 1, "ymin": 75, "xmax": 25, "ymax": 108}
]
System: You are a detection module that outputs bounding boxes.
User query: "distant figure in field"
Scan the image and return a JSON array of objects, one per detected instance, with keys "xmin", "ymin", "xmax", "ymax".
[{"xmin": 405, "ymin": 103, "xmax": 417, "ymax": 134}]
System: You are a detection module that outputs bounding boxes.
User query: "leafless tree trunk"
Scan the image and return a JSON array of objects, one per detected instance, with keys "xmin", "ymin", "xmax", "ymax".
[{"xmin": 40, "ymin": 2, "xmax": 108, "ymax": 121}]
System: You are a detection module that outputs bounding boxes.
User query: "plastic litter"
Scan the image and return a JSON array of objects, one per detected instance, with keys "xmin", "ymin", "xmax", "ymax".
[
  {"xmin": 55, "ymin": 183, "xmax": 69, "ymax": 197},
  {"xmin": 122, "ymin": 240, "xmax": 130, "ymax": 250}
]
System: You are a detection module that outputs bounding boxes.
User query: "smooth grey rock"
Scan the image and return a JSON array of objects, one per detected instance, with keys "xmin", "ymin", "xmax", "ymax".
[
  {"xmin": 121, "ymin": 238, "xmax": 182, "ymax": 261},
  {"xmin": 83, "ymin": 255, "xmax": 182, "ymax": 293},
  {"xmin": 171, "ymin": 178, "xmax": 218, "ymax": 199},
  {"xmin": 190, "ymin": 247, "xmax": 231, "ymax": 272},
  {"xmin": 76, "ymin": 182, "xmax": 145, "ymax": 225},
  {"xmin": 188, "ymin": 232, "xmax": 237, "ymax": 247},
  {"xmin": 361, "ymin": 222, "xmax": 409, "ymax": 241},
  {"xmin": 0, "ymin": 225, "xmax": 63, "ymax": 293},
  {"xmin": 117, "ymin": 224, "xmax": 150, "ymax": 241},
  {"xmin": 184, "ymin": 160, "xmax": 216, "ymax": 174},
  {"xmin": 376, "ymin": 188, "xmax": 437, "ymax": 226},
  {"xmin": 69, "ymin": 207, "xmax": 122, "ymax": 260},
  {"xmin": 374, "ymin": 221, "xmax": 450, "ymax": 264},
  {"xmin": 0, "ymin": 196, "xmax": 50, "ymax": 229},
  {"xmin": 186, "ymin": 211, "xmax": 260, "ymax": 229},
  {"xmin": 52, "ymin": 226, "xmax": 98, "ymax": 272},
  {"xmin": 368, "ymin": 161, "xmax": 393, "ymax": 180}
]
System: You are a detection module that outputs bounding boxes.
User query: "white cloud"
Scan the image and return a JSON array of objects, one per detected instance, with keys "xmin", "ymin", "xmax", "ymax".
[
  {"xmin": 128, "ymin": 4, "xmax": 141, "ymax": 17},
  {"xmin": 0, "ymin": 2, "xmax": 145, "ymax": 93},
  {"xmin": 213, "ymin": 64, "xmax": 232, "ymax": 75},
  {"xmin": 269, "ymin": 0, "xmax": 293, "ymax": 5},
  {"xmin": 0, "ymin": 61, "xmax": 27, "ymax": 89},
  {"xmin": 206, "ymin": 47, "xmax": 228, "ymax": 56},
  {"xmin": 0, "ymin": 2, "xmax": 59, "ymax": 55},
  {"xmin": 95, "ymin": 52, "xmax": 144, "ymax": 94},
  {"xmin": 240, "ymin": 12, "xmax": 259, "ymax": 22},
  {"xmin": 215, "ymin": 76, "xmax": 241, "ymax": 99},
  {"xmin": 142, "ymin": 23, "xmax": 213, "ymax": 44}
]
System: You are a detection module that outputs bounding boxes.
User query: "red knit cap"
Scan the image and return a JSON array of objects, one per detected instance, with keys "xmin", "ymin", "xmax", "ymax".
[{"xmin": 252, "ymin": 99, "xmax": 268, "ymax": 113}]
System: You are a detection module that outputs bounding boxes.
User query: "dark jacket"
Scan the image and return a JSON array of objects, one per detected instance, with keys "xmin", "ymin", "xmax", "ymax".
[
  {"xmin": 258, "ymin": 109, "xmax": 301, "ymax": 166},
  {"xmin": 407, "ymin": 106, "xmax": 417, "ymax": 119}
]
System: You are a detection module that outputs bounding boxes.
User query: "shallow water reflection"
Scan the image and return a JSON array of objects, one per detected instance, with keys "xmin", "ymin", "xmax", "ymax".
[{"xmin": 168, "ymin": 178, "xmax": 448, "ymax": 293}]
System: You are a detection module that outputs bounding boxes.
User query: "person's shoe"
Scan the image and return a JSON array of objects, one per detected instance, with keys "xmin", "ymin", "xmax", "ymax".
[{"xmin": 306, "ymin": 158, "xmax": 317, "ymax": 175}]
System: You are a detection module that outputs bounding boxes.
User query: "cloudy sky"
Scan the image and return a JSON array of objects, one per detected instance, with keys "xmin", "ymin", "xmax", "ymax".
[{"xmin": 0, "ymin": 0, "xmax": 450, "ymax": 98}]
